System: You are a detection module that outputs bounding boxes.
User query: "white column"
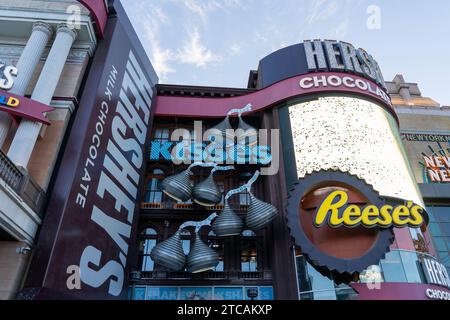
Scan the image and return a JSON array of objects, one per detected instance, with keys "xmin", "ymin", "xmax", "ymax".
[
  {"xmin": 7, "ymin": 24, "xmax": 77, "ymax": 168},
  {"xmin": 0, "ymin": 22, "xmax": 53, "ymax": 149}
]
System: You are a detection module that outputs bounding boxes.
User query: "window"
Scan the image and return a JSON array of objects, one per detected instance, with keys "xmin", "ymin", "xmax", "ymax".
[
  {"xmin": 379, "ymin": 250, "xmax": 407, "ymax": 282},
  {"xmin": 208, "ymin": 230, "xmax": 224, "ymax": 271},
  {"xmin": 180, "ymin": 229, "xmax": 192, "ymax": 267},
  {"xmin": 239, "ymin": 188, "xmax": 251, "ymax": 206},
  {"xmin": 238, "ymin": 173, "xmax": 253, "ymax": 207},
  {"xmin": 139, "ymin": 228, "xmax": 158, "ymax": 272},
  {"xmin": 240, "ymin": 230, "xmax": 257, "ymax": 272},
  {"xmin": 145, "ymin": 169, "xmax": 165, "ymax": 204},
  {"xmin": 154, "ymin": 128, "xmax": 170, "ymax": 143},
  {"xmin": 425, "ymin": 205, "xmax": 450, "ymax": 275}
]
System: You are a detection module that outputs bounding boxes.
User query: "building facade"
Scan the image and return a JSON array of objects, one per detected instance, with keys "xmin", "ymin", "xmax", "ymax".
[
  {"xmin": 0, "ymin": 0, "xmax": 100, "ymax": 299},
  {"xmin": 389, "ymin": 75, "xmax": 450, "ymax": 281},
  {"xmin": 0, "ymin": 1, "xmax": 448, "ymax": 301},
  {"xmin": 128, "ymin": 42, "xmax": 449, "ymax": 301}
]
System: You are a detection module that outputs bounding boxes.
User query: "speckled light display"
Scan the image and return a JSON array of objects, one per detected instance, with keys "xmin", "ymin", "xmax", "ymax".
[{"xmin": 288, "ymin": 96, "xmax": 423, "ymax": 206}]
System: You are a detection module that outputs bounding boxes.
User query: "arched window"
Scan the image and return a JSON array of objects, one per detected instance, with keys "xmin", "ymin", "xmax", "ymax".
[
  {"xmin": 145, "ymin": 169, "xmax": 165, "ymax": 204},
  {"xmin": 241, "ymin": 230, "xmax": 257, "ymax": 272},
  {"xmin": 139, "ymin": 228, "xmax": 158, "ymax": 272},
  {"xmin": 208, "ymin": 230, "xmax": 224, "ymax": 271}
]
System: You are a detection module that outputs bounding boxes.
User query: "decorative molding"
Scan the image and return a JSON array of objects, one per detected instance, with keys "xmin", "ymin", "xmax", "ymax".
[
  {"xmin": 0, "ymin": 44, "xmax": 89, "ymax": 63},
  {"xmin": 50, "ymin": 100, "xmax": 76, "ymax": 114},
  {"xmin": 56, "ymin": 23, "xmax": 78, "ymax": 42},
  {"xmin": 32, "ymin": 21, "xmax": 53, "ymax": 38},
  {"xmin": 0, "ymin": 9, "xmax": 97, "ymax": 55},
  {"xmin": 395, "ymin": 105, "xmax": 450, "ymax": 116}
]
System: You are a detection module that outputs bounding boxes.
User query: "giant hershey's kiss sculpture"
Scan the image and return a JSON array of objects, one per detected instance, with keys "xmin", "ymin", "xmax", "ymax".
[
  {"xmin": 154, "ymin": 104, "xmax": 278, "ymax": 272},
  {"xmin": 150, "ymin": 213, "xmax": 219, "ymax": 273},
  {"xmin": 193, "ymin": 165, "xmax": 235, "ymax": 206},
  {"xmin": 154, "ymin": 170, "xmax": 279, "ymax": 272}
]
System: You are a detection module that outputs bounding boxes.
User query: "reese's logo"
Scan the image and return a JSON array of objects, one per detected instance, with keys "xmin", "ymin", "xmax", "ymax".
[{"xmin": 314, "ymin": 190, "xmax": 426, "ymax": 228}]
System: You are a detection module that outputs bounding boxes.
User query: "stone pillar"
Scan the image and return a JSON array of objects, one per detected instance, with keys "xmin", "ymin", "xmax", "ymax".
[
  {"xmin": 0, "ymin": 22, "xmax": 53, "ymax": 149},
  {"xmin": 7, "ymin": 25, "xmax": 77, "ymax": 168}
]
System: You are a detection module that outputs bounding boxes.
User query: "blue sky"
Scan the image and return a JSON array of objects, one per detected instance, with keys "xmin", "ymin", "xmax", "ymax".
[{"xmin": 121, "ymin": 0, "xmax": 450, "ymax": 105}]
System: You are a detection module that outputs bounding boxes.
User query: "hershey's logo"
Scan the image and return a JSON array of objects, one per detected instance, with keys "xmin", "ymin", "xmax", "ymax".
[
  {"xmin": 78, "ymin": 50, "xmax": 152, "ymax": 297},
  {"xmin": 422, "ymin": 257, "xmax": 450, "ymax": 289},
  {"xmin": 304, "ymin": 40, "xmax": 386, "ymax": 90}
]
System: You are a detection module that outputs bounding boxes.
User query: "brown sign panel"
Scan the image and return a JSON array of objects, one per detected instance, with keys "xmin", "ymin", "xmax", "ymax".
[{"xmin": 22, "ymin": 4, "xmax": 158, "ymax": 299}]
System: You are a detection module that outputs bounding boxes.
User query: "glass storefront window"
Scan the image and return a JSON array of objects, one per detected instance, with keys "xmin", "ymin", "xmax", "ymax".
[
  {"xmin": 425, "ymin": 205, "xmax": 450, "ymax": 275},
  {"xmin": 433, "ymin": 207, "xmax": 450, "ymax": 223},
  {"xmin": 429, "ymin": 222, "xmax": 442, "ymax": 236},
  {"xmin": 380, "ymin": 250, "xmax": 407, "ymax": 282},
  {"xmin": 297, "ymin": 249, "xmax": 437, "ymax": 300},
  {"xmin": 399, "ymin": 251, "xmax": 425, "ymax": 283}
]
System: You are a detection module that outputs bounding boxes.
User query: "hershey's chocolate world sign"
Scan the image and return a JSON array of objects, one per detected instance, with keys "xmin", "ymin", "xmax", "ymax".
[
  {"xmin": 304, "ymin": 40, "xmax": 386, "ymax": 90},
  {"xmin": 23, "ymin": 3, "xmax": 158, "ymax": 300}
]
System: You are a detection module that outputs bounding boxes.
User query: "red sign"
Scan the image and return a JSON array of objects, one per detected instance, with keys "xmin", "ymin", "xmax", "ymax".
[
  {"xmin": 77, "ymin": 0, "xmax": 108, "ymax": 38},
  {"xmin": 352, "ymin": 282, "xmax": 450, "ymax": 300},
  {"xmin": 0, "ymin": 90, "xmax": 54, "ymax": 125},
  {"xmin": 154, "ymin": 72, "xmax": 396, "ymax": 122}
]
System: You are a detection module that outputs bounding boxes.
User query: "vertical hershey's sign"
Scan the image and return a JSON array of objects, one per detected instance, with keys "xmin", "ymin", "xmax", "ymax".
[{"xmin": 23, "ymin": 2, "xmax": 158, "ymax": 299}]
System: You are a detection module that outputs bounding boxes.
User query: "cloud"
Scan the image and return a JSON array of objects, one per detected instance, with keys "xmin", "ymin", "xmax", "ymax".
[
  {"xmin": 175, "ymin": 0, "xmax": 244, "ymax": 23},
  {"xmin": 145, "ymin": 26, "xmax": 176, "ymax": 80},
  {"xmin": 129, "ymin": 3, "xmax": 176, "ymax": 80},
  {"xmin": 229, "ymin": 44, "xmax": 241, "ymax": 55},
  {"xmin": 177, "ymin": 28, "xmax": 221, "ymax": 67},
  {"xmin": 334, "ymin": 18, "xmax": 350, "ymax": 38},
  {"xmin": 307, "ymin": 0, "xmax": 338, "ymax": 24}
]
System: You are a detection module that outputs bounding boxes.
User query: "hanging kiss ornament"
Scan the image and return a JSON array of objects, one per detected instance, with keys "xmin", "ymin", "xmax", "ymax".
[
  {"xmin": 180, "ymin": 213, "xmax": 219, "ymax": 273},
  {"xmin": 161, "ymin": 168, "xmax": 193, "ymax": 202},
  {"xmin": 212, "ymin": 170, "xmax": 260, "ymax": 236},
  {"xmin": 161, "ymin": 162, "xmax": 213, "ymax": 202},
  {"xmin": 245, "ymin": 192, "xmax": 278, "ymax": 231},
  {"xmin": 211, "ymin": 199, "xmax": 244, "ymax": 236},
  {"xmin": 150, "ymin": 230, "xmax": 186, "ymax": 271},
  {"xmin": 237, "ymin": 110, "xmax": 258, "ymax": 147},
  {"xmin": 186, "ymin": 232, "xmax": 220, "ymax": 273},
  {"xmin": 193, "ymin": 165, "xmax": 234, "ymax": 207}
]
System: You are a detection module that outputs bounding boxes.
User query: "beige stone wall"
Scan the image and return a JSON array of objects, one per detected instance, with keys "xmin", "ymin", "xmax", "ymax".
[
  {"xmin": 0, "ymin": 241, "xmax": 30, "ymax": 300},
  {"xmin": 28, "ymin": 108, "xmax": 72, "ymax": 190},
  {"xmin": 25, "ymin": 56, "xmax": 89, "ymax": 98},
  {"xmin": 398, "ymin": 114, "xmax": 450, "ymax": 132}
]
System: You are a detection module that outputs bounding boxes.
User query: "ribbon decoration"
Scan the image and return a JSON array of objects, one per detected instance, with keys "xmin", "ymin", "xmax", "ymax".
[
  {"xmin": 211, "ymin": 165, "xmax": 235, "ymax": 174},
  {"xmin": 227, "ymin": 103, "xmax": 252, "ymax": 116},
  {"xmin": 179, "ymin": 213, "xmax": 218, "ymax": 233},
  {"xmin": 225, "ymin": 170, "xmax": 260, "ymax": 200},
  {"xmin": 188, "ymin": 162, "xmax": 217, "ymax": 170}
]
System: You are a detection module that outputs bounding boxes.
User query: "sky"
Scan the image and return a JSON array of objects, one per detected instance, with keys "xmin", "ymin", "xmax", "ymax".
[{"xmin": 120, "ymin": 0, "xmax": 450, "ymax": 106}]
